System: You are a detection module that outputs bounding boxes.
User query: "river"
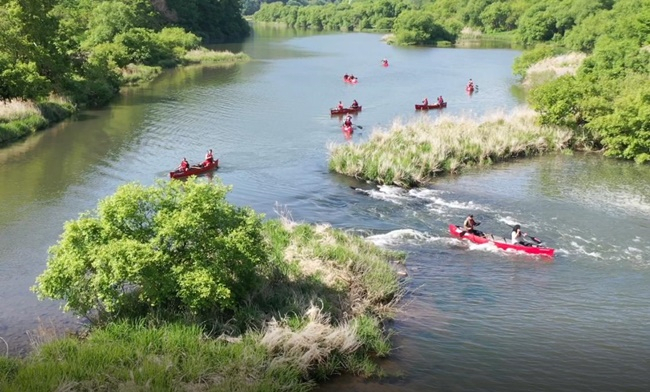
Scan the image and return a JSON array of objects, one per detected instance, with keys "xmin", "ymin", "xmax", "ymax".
[{"xmin": 1, "ymin": 27, "xmax": 649, "ymax": 391}]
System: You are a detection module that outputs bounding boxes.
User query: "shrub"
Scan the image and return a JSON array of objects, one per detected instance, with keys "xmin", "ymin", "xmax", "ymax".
[{"xmin": 33, "ymin": 178, "xmax": 269, "ymax": 321}]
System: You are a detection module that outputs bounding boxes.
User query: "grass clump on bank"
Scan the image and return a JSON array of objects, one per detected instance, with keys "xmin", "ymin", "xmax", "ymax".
[
  {"xmin": 329, "ymin": 108, "xmax": 575, "ymax": 187},
  {"xmin": 183, "ymin": 48, "xmax": 251, "ymax": 65},
  {"xmin": 0, "ymin": 179, "xmax": 404, "ymax": 391},
  {"xmin": 0, "ymin": 99, "xmax": 75, "ymax": 145}
]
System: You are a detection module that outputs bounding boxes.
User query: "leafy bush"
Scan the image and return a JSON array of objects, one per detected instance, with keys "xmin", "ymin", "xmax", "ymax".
[
  {"xmin": 392, "ymin": 10, "xmax": 450, "ymax": 45},
  {"xmin": 114, "ymin": 28, "xmax": 175, "ymax": 66},
  {"xmin": 33, "ymin": 179, "xmax": 269, "ymax": 320}
]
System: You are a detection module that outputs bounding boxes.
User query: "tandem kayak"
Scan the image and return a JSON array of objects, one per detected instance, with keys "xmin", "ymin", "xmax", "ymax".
[
  {"xmin": 330, "ymin": 106, "xmax": 362, "ymax": 115},
  {"xmin": 169, "ymin": 159, "xmax": 219, "ymax": 179},
  {"xmin": 448, "ymin": 224, "xmax": 555, "ymax": 257},
  {"xmin": 415, "ymin": 102, "xmax": 447, "ymax": 110}
]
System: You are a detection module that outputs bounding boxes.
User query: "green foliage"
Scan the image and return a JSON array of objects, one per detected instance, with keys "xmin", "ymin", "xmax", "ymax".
[
  {"xmin": 113, "ymin": 28, "xmax": 174, "ymax": 66},
  {"xmin": 254, "ymin": 0, "xmax": 414, "ymax": 34},
  {"xmin": 480, "ymin": 1, "xmax": 516, "ymax": 33},
  {"xmin": 392, "ymin": 10, "xmax": 451, "ymax": 45},
  {"xmin": 529, "ymin": 75, "xmax": 584, "ymax": 127},
  {"xmin": 587, "ymin": 75, "xmax": 650, "ymax": 163},
  {"xmin": 0, "ymin": 58, "xmax": 51, "ymax": 101},
  {"xmin": 164, "ymin": 0, "xmax": 251, "ymax": 42},
  {"xmin": 33, "ymin": 178, "xmax": 269, "ymax": 320}
]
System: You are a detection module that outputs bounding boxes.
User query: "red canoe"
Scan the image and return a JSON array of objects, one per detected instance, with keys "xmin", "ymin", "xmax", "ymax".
[
  {"xmin": 448, "ymin": 224, "xmax": 555, "ymax": 257},
  {"xmin": 330, "ymin": 106, "xmax": 362, "ymax": 115},
  {"xmin": 415, "ymin": 102, "xmax": 447, "ymax": 110},
  {"xmin": 169, "ymin": 159, "xmax": 219, "ymax": 179},
  {"xmin": 342, "ymin": 124, "xmax": 354, "ymax": 133}
]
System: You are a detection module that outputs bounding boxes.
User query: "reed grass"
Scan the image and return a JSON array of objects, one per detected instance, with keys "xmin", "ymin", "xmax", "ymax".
[
  {"xmin": 523, "ymin": 52, "xmax": 587, "ymax": 89},
  {"xmin": 329, "ymin": 107, "xmax": 574, "ymax": 187},
  {"xmin": 0, "ymin": 98, "xmax": 75, "ymax": 145},
  {"xmin": 183, "ymin": 48, "xmax": 250, "ymax": 65},
  {"xmin": 0, "ymin": 217, "xmax": 404, "ymax": 390}
]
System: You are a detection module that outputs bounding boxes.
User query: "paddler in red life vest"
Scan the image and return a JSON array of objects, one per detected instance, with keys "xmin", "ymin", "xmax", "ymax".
[
  {"xmin": 344, "ymin": 115, "xmax": 353, "ymax": 127},
  {"xmin": 437, "ymin": 96, "xmax": 444, "ymax": 105},
  {"xmin": 202, "ymin": 149, "xmax": 214, "ymax": 167},
  {"xmin": 351, "ymin": 99, "xmax": 359, "ymax": 109},
  {"xmin": 382, "ymin": 58, "xmax": 388, "ymax": 66},
  {"xmin": 343, "ymin": 74, "xmax": 349, "ymax": 81},
  {"xmin": 422, "ymin": 97, "xmax": 429, "ymax": 107},
  {"xmin": 337, "ymin": 101, "xmax": 344, "ymax": 110},
  {"xmin": 178, "ymin": 157, "xmax": 189, "ymax": 172}
]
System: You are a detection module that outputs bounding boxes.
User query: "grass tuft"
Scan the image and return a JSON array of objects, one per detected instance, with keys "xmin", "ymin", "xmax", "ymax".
[{"xmin": 329, "ymin": 107, "xmax": 574, "ymax": 187}]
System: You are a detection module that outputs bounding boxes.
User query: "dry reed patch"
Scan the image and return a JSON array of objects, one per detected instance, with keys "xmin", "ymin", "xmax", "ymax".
[
  {"xmin": 261, "ymin": 304, "xmax": 359, "ymax": 374},
  {"xmin": 329, "ymin": 107, "xmax": 574, "ymax": 186},
  {"xmin": 524, "ymin": 52, "xmax": 587, "ymax": 87},
  {"xmin": 460, "ymin": 27, "xmax": 482, "ymax": 38},
  {"xmin": 0, "ymin": 100, "xmax": 39, "ymax": 121}
]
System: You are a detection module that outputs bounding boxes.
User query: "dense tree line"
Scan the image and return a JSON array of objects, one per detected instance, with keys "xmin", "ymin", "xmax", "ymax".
[
  {"xmin": 0, "ymin": 0, "xmax": 249, "ymax": 108},
  {"xmin": 253, "ymin": 0, "xmax": 649, "ymax": 162}
]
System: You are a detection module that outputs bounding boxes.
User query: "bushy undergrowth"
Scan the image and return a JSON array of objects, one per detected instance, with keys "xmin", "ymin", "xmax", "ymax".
[
  {"xmin": 329, "ymin": 108, "xmax": 574, "ymax": 187},
  {"xmin": 5, "ymin": 181, "xmax": 404, "ymax": 391}
]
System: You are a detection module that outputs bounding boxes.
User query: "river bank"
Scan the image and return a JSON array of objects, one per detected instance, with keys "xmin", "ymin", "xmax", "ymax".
[
  {"xmin": 0, "ymin": 180, "xmax": 404, "ymax": 390},
  {"xmin": 0, "ymin": 50, "xmax": 248, "ymax": 147}
]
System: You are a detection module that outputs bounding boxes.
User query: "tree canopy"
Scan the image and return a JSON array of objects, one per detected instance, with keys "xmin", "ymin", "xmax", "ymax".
[{"xmin": 34, "ymin": 179, "xmax": 268, "ymax": 320}]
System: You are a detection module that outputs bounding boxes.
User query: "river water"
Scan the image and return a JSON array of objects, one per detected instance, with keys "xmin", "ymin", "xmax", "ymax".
[{"xmin": 1, "ymin": 27, "xmax": 649, "ymax": 391}]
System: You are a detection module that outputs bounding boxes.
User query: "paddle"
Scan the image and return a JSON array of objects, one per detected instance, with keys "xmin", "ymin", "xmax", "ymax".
[{"xmin": 526, "ymin": 235, "xmax": 543, "ymax": 244}]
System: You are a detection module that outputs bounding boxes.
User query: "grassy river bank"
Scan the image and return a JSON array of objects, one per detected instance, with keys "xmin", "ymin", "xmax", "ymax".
[
  {"xmin": 0, "ymin": 180, "xmax": 404, "ymax": 391},
  {"xmin": 0, "ymin": 50, "xmax": 248, "ymax": 147}
]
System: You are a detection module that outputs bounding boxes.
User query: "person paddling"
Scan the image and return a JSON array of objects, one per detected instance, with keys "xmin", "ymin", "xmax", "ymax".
[
  {"xmin": 202, "ymin": 149, "xmax": 214, "ymax": 167},
  {"xmin": 511, "ymin": 225, "xmax": 533, "ymax": 246},
  {"xmin": 351, "ymin": 99, "xmax": 359, "ymax": 109},
  {"xmin": 461, "ymin": 214, "xmax": 483, "ymax": 237},
  {"xmin": 178, "ymin": 157, "xmax": 189, "ymax": 172},
  {"xmin": 344, "ymin": 115, "xmax": 353, "ymax": 127},
  {"xmin": 422, "ymin": 97, "xmax": 429, "ymax": 107},
  {"xmin": 337, "ymin": 101, "xmax": 344, "ymax": 110}
]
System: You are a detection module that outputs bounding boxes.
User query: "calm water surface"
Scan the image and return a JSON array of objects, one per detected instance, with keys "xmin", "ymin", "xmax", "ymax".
[{"xmin": 1, "ymin": 27, "xmax": 649, "ymax": 391}]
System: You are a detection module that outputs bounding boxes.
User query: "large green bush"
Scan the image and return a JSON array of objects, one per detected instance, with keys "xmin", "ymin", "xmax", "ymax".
[
  {"xmin": 34, "ymin": 179, "xmax": 269, "ymax": 320},
  {"xmin": 392, "ymin": 10, "xmax": 450, "ymax": 45}
]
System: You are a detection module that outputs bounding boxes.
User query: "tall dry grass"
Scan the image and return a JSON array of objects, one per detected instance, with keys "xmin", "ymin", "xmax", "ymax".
[
  {"xmin": 183, "ymin": 48, "xmax": 250, "ymax": 64},
  {"xmin": 524, "ymin": 52, "xmax": 587, "ymax": 88},
  {"xmin": 0, "ymin": 100, "xmax": 39, "ymax": 122},
  {"xmin": 329, "ymin": 107, "xmax": 574, "ymax": 187}
]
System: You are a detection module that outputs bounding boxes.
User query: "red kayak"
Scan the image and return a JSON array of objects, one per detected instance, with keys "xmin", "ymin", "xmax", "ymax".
[
  {"xmin": 448, "ymin": 224, "xmax": 554, "ymax": 257},
  {"xmin": 342, "ymin": 124, "xmax": 354, "ymax": 133},
  {"xmin": 466, "ymin": 85, "xmax": 475, "ymax": 93},
  {"xmin": 415, "ymin": 102, "xmax": 447, "ymax": 110},
  {"xmin": 169, "ymin": 159, "xmax": 219, "ymax": 179},
  {"xmin": 331, "ymin": 106, "xmax": 362, "ymax": 115}
]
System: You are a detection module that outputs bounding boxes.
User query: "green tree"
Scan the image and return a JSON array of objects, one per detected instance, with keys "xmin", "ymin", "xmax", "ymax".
[
  {"xmin": 34, "ymin": 179, "xmax": 269, "ymax": 320},
  {"xmin": 393, "ymin": 10, "xmax": 450, "ymax": 45}
]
